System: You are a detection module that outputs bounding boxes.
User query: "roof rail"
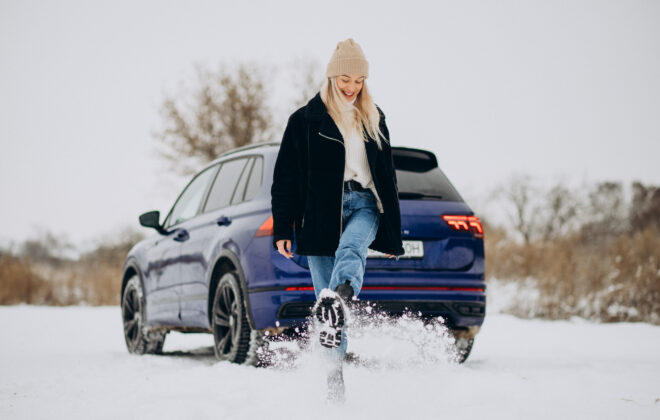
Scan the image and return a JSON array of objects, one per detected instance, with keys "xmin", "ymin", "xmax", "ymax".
[{"xmin": 216, "ymin": 141, "xmax": 281, "ymax": 159}]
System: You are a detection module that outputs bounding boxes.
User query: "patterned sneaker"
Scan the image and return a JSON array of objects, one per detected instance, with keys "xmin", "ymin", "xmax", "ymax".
[
  {"xmin": 334, "ymin": 282, "xmax": 355, "ymax": 305},
  {"xmin": 326, "ymin": 364, "xmax": 345, "ymax": 404},
  {"xmin": 313, "ymin": 289, "xmax": 346, "ymax": 349}
]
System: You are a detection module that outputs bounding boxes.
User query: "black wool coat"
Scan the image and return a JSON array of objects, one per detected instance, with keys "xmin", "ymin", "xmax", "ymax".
[{"xmin": 270, "ymin": 92, "xmax": 405, "ymax": 258}]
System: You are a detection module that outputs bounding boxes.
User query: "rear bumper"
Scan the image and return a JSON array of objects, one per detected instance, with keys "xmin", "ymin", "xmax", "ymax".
[
  {"xmin": 247, "ymin": 287, "xmax": 486, "ymax": 331},
  {"xmin": 251, "ymin": 249, "xmax": 486, "ymax": 330}
]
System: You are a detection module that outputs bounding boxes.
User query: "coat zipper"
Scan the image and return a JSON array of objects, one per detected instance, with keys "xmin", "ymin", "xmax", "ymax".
[
  {"xmin": 319, "ymin": 130, "xmax": 399, "ymax": 260},
  {"xmin": 340, "ymin": 177, "xmax": 345, "ymax": 237},
  {"xmin": 318, "ymin": 131, "xmax": 345, "ymax": 239},
  {"xmin": 393, "ymin": 174, "xmax": 401, "ymax": 261},
  {"xmin": 318, "ymin": 132, "xmax": 344, "ymax": 146}
]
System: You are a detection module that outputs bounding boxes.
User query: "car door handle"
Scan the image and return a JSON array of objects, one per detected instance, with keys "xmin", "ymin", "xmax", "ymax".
[
  {"xmin": 216, "ymin": 215, "xmax": 232, "ymax": 226},
  {"xmin": 173, "ymin": 229, "xmax": 189, "ymax": 242}
]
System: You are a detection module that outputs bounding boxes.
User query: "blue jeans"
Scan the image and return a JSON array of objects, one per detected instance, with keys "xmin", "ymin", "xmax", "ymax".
[{"xmin": 307, "ymin": 188, "xmax": 382, "ymax": 360}]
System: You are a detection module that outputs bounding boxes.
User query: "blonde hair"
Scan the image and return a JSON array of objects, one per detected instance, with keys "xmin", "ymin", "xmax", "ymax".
[{"xmin": 319, "ymin": 77, "xmax": 387, "ymax": 150}]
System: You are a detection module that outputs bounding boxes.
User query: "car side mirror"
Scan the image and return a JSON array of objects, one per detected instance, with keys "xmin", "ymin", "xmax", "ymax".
[{"xmin": 139, "ymin": 211, "xmax": 166, "ymax": 234}]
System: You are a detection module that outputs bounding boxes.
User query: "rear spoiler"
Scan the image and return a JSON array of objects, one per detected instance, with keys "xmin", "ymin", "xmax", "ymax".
[{"xmin": 392, "ymin": 147, "xmax": 438, "ymax": 172}]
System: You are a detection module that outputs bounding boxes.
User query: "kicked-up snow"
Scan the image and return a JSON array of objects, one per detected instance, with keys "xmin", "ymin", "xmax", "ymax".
[{"xmin": 0, "ymin": 304, "xmax": 659, "ymax": 419}]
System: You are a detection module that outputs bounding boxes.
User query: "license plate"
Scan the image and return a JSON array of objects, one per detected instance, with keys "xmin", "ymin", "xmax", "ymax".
[{"xmin": 368, "ymin": 240, "xmax": 424, "ymax": 258}]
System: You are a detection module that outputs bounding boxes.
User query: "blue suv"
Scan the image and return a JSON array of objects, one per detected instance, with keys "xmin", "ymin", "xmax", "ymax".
[{"xmin": 121, "ymin": 142, "xmax": 485, "ymax": 364}]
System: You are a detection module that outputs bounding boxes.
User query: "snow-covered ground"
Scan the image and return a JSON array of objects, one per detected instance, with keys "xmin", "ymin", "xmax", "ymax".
[{"xmin": 1, "ymin": 302, "xmax": 659, "ymax": 420}]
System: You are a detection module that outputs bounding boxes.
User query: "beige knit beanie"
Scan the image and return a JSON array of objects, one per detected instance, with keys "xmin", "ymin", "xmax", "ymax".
[{"xmin": 326, "ymin": 38, "xmax": 369, "ymax": 78}]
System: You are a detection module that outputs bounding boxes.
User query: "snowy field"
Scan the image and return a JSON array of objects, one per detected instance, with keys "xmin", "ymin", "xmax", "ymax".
[{"xmin": 1, "ymin": 303, "xmax": 659, "ymax": 420}]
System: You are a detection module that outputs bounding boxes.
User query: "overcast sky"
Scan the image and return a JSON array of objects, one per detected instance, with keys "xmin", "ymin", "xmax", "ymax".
[{"xmin": 1, "ymin": 0, "xmax": 659, "ymax": 251}]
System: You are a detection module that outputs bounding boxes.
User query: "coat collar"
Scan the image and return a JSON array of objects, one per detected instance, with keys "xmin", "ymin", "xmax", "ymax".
[
  {"xmin": 304, "ymin": 90, "xmax": 387, "ymax": 123},
  {"xmin": 303, "ymin": 91, "xmax": 380, "ymax": 158},
  {"xmin": 304, "ymin": 91, "xmax": 379, "ymax": 172},
  {"xmin": 305, "ymin": 91, "xmax": 344, "ymax": 143},
  {"xmin": 303, "ymin": 91, "xmax": 326, "ymax": 122}
]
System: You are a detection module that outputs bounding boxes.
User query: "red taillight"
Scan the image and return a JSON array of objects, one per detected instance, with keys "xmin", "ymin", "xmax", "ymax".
[
  {"xmin": 284, "ymin": 286, "xmax": 484, "ymax": 292},
  {"xmin": 442, "ymin": 215, "xmax": 484, "ymax": 238},
  {"xmin": 362, "ymin": 286, "xmax": 484, "ymax": 292},
  {"xmin": 255, "ymin": 215, "xmax": 274, "ymax": 237}
]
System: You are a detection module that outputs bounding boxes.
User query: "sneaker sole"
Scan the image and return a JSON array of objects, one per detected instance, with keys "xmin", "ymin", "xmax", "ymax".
[{"xmin": 314, "ymin": 297, "xmax": 345, "ymax": 349}]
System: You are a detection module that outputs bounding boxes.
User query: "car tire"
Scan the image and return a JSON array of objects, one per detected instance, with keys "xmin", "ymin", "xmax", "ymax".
[
  {"xmin": 121, "ymin": 275, "xmax": 167, "ymax": 355},
  {"xmin": 455, "ymin": 337, "xmax": 474, "ymax": 363},
  {"xmin": 211, "ymin": 271, "xmax": 251, "ymax": 363}
]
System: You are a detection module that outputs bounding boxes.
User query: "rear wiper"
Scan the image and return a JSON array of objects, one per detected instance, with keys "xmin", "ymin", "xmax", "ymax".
[{"xmin": 398, "ymin": 192, "xmax": 444, "ymax": 200}]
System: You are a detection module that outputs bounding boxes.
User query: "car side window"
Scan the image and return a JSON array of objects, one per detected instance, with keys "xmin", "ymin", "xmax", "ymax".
[
  {"xmin": 165, "ymin": 165, "xmax": 218, "ymax": 228},
  {"xmin": 230, "ymin": 158, "xmax": 253, "ymax": 205},
  {"xmin": 204, "ymin": 158, "xmax": 249, "ymax": 212},
  {"xmin": 243, "ymin": 156, "xmax": 263, "ymax": 201}
]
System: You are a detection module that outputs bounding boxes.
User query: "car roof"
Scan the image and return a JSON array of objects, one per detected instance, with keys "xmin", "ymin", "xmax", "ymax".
[
  {"xmin": 198, "ymin": 141, "xmax": 281, "ymax": 171},
  {"xmin": 197, "ymin": 141, "xmax": 437, "ymax": 172}
]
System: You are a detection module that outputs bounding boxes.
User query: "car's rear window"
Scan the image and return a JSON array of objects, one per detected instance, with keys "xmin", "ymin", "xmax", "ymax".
[{"xmin": 393, "ymin": 148, "xmax": 464, "ymax": 202}]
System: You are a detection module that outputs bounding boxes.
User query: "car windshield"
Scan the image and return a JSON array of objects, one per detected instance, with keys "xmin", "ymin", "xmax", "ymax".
[{"xmin": 165, "ymin": 165, "xmax": 218, "ymax": 228}]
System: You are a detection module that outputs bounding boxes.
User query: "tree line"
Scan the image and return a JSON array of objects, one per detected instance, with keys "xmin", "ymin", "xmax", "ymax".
[
  {"xmin": 0, "ymin": 59, "xmax": 657, "ymax": 324},
  {"xmin": 486, "ymin": 176, "xmax": 659, "ymax": 324}
]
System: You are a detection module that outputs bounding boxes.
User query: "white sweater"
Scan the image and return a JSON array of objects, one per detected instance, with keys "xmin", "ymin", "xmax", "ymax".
[{"xmin": 336, "ymin": 100, "xmax": 384, "ymax": 214}]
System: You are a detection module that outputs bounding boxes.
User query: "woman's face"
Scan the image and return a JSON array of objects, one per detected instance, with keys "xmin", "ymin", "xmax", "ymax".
[{"xmin": 336, "ymin": 74, "xmax": 365, "ymax": 102}]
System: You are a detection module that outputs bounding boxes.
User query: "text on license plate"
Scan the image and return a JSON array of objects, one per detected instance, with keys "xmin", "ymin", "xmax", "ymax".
[{"xmin": 367, "ymin": 240, "xmax": 424, "ymax": 258}]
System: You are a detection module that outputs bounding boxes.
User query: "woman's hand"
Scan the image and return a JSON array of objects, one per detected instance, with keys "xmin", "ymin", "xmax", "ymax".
[
  {"xmin": 276, "ymin": 239, "xmax": 294, "ymax": 259},
  {"xmin": 385, "ymin": 253, "xmax": 395, "ymax": 258}
]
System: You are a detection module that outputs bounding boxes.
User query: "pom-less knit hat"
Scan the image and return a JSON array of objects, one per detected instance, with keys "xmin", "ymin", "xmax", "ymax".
[{"xmin": 326, "ymin": 38, "xmax": 369, "ymax": 78}]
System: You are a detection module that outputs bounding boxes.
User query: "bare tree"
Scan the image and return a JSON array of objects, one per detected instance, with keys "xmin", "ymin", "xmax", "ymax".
[
  {"xmin": 267, "ymin": 55, "xmax": 324, "ymax": 134},
  {"xmin": 579, "ymin": 181, "xmax": 628, "ymax": 241},
  {"xmin": 538, "ymin": 184, "xmax": 580, "ymax": 240},
  {"xmin": 154, "ymin": 61, "xmax": 274, "ymax": 175},
  {"xmin": 20, "ymin": 229, "xmax": 74, "ymax": 267},
  {"xmin": 629, "ymin": 181, "xmax": 660, "ymax": 233},
  {"xmin": 497, "ymin": 174, "xmax": 538, "ymax": 244},
  {"xmin": 288, "ymin": 55, "xmax": 324, "ymax": 109}
]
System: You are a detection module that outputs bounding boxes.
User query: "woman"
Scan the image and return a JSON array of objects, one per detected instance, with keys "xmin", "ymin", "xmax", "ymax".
[{"xmin": 270, "ymin": 38, "xmax": 404, "ymax": 401}]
